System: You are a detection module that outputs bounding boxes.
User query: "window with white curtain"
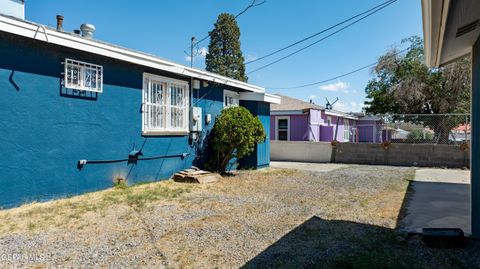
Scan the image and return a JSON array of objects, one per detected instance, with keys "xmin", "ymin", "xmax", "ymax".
[
  {"xmin": 327, "ymin": 116, "xmax": 332, "ymax": 126},
  {"xmin": 142, "ymin": 73, "xmax": 189, "ymax": 135},
  {"xmin": 223, "ymin": 90, "xmax": 239, "ymax": 108},
  {"xmin": 344, "ymin": 119, "xmax": 350, "ymax": 142}
]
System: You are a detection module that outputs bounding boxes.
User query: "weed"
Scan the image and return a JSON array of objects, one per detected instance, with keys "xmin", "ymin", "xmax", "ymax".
[
  {"xmin": 125, "ymin": 185, "xmax": 189, "ymax": 208},
  {"xmin": 113, "ymin": 177, "xmax": 128, "ymax": 189},
  {"xmin": 27, "ymin": 222, "xmax": 36, "ymax": 231}
]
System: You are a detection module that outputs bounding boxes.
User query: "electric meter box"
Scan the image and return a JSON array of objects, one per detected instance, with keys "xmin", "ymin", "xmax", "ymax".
[{"xmin": 190, "ymin": 106, "xmax": 202, "ymax": 132}]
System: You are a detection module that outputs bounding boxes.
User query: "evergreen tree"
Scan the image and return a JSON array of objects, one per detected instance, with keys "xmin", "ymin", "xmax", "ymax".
[{"xmin": 206, "ymin": 13, "xmax": 247, "ymax": 82}]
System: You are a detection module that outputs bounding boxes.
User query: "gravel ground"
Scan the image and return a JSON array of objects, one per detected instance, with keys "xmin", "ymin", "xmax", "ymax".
[{"xmin": 0, "ymin": 165, "xmax": 479, "ymax": 268}]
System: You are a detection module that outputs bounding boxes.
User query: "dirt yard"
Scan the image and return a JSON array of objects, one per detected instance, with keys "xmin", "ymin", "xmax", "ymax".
[{"xmin": 0, "ymin": 165, "xmax": 479, "ymax": 268}]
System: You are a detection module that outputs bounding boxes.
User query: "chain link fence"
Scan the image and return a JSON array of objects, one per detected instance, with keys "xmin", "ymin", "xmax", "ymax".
[{"xmin": 374, "ymin": 114, "xmax": 470, "ymax": 145}]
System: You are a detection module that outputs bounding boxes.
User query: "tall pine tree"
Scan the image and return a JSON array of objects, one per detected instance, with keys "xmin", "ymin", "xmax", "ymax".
[{"xmin": 206, "ymin": 13, "xmax": 247, "ymax": 82}]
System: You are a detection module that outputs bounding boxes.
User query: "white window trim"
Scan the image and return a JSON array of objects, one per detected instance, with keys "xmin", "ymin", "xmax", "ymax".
[
  {"xmin": 223, "ymin": 90, "xmax": 240, "ymax": 108},
  {"xmin": 142, "ymin": 73, "xmax": 189, "ymax": 136},
  {"xmin": 64, "ymin": 58, "xmax": 103, "ymax": 93},
  {"xmin": 275, "ymin": 116, "xmax": 290, "ymax": 141}
]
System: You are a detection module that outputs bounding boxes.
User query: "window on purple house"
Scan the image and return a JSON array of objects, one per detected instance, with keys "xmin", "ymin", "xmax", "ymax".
[
  {"xmin": 344, "ymin": 119, "xmax": 350, "ymax": 142},
  {"xmin": 277, "ymin": 118, "xmax": 289, "ymax": 141},
  {"xmin": 327, "ymin": 116, "xmax": 332, "ymax": 126}
]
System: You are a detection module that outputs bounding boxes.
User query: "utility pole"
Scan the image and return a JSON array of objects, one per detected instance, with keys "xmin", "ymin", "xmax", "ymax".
[{"xmin": 190, "ymin": 36, "xmax": 195, "ymax": 68}]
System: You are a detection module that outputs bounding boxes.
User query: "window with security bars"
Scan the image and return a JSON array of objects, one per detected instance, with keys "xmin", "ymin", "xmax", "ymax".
[
  {"xmin": 64, "ymin": 58, "xmax": 103, "ymax": 92},
  {"xmin": 142, "ymin": 74, "xmax": 189, "ymax": 134}
]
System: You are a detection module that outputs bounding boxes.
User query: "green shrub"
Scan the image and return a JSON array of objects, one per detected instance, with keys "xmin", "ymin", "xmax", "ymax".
[
  {"xmin": 406, "ymin": 129, "xmax": 433, "ymax": 140},
  {"xmin": 207, "ymin": 106, "xmax": 265, "ymax": 173}
]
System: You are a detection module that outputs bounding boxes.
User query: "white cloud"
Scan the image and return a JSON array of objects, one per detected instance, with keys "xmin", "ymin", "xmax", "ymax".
[
  {"xmin": 309, "ymin": 94, "xmax": 317, "ymax": 100},
  {"xmin": 185, "ymin": 47, "xmax": 208, "ymax": 62},
  {"xmin": 319, "ymin": 80, "xmax": 350, "ymax": 92},
  {"xmin": 197, "ymin": 47, "xmax": 208, "ymax": 57},
  {"xmin": 333, "ymin": 101, "xmax": 363, "ymax": 112},
  {"xmin": 245, "ymin": 54, "xmax": 258, "ymax": 62}
]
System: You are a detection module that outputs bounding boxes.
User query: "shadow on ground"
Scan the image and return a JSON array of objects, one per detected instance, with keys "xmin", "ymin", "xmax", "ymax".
[
  {"xmin": 242, "ymin": 216, "xmax": 414, "ymax": 269},
  {"xmin": 242, "ymin": 180, "xmax": 479, "ymax": 269}
]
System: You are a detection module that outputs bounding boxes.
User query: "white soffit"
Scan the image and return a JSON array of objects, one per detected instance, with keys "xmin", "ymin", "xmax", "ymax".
[{"xmin": 422, "ymin": 0, "xmax": 480, "ymax": 67}]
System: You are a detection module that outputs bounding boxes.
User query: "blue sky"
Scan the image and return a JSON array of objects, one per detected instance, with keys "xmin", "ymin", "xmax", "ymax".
[{"xmin": 26, "ymin": 0, "xmax": 422, "ymax": 112}]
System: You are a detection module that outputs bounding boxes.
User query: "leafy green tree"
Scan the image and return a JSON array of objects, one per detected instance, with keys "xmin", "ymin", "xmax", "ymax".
[
  {"xmin": 206, "ymin": 13, "xmax": 248, "ymax": 82},
  {"xmin": 207, "ymin": 106, "xmax": 265, "ymax": 173},
  {"xmin": 364, "ymin": 36, "xmax": 471, "ymax": 143}
]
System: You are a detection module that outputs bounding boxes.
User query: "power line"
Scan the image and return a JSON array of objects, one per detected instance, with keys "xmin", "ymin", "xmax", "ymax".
[
  {"xmin": 247, "ymin": 0, "xmax": 398, "ymax": 74},
  {"xmin": 235, "ymin": 0, "xmax": 266, "ymax": 19},
  {"xmin": 245, "ymin": 0, "xmax": 396, "ymax": 65},
  {"xmin": 184, "ymin": 0, "xmax": 266, "ymax": 58},
  {"xmin": 266, "ymin": 47, "xmax": 409, "ymax": 90}
]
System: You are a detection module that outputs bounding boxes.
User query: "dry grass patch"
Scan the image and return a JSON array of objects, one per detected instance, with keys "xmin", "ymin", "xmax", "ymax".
[
  {"xmin": 1, "ymin": 165, "xmax": 476, "ymax": 269},
  {"xmin": 0, "ymin": 180, "xmax": 193, "ymax": 234}
]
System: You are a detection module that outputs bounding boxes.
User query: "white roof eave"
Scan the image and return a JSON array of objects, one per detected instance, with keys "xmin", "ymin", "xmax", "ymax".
[
  {"xmin": 239, "ymin": 92, "xmax": 281, "ymax": 104},
  {"xmin": 421, "ymin": 0, "xmax": 451, "ymax": 67},
  {"xmin": 0, "ymin": 14, "xmax": 265, "ymax": 93},
  {"xmin": 324, "ymin": 110, "xmax": 358, "ymax": 120}
]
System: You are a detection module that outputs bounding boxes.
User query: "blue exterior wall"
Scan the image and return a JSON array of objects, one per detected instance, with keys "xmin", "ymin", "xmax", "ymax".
[
  {"xmin": 0, "ymin": 32, "xmax": 266, "ymax": 208},
  {"xmin": 239, "ymin": 100, "xmax": 270, "ymax": 168}
]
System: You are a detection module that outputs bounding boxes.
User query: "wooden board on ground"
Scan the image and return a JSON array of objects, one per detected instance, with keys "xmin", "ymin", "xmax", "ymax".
[{"xmin": 171, "ymin": 167, "xmax": 221, "ymax": 184}]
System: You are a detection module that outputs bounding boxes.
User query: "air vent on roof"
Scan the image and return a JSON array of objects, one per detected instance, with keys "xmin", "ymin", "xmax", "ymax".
[
  {"xmin": 80, "ymin": 24, "xmax": 95, "ymax": 39},
  {"xmin": 456, "ymin": 20, "xmax": 479, "ymax": 38}
]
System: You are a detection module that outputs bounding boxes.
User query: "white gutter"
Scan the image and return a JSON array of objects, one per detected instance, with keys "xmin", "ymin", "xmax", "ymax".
[
  {"xmin": 422, "ymin": 0, "xmax": 434, "ymax": 66},
  {"xmin": 239, "ymin": 92, "xmax": 281, "ymax": 104},
  {"xmin": 421, "ymin": 0, "xmax": 450, "ymax": 67},
  {"xmin": 324, "ymin": 110, "xmax": 358, "ymax": 120},
  {"xmin": 436, "ymin": 0, "xmax": 451, "ymax": 67},
  {"xmin": 0, "ymin": 14, "xmax": 265, "ymax": 93}
]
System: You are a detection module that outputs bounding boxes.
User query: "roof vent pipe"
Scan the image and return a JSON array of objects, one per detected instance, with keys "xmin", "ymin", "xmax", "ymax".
[
  {"xmin": 80, "ymin": 24, "xmax": 95, "ymax": 39},
  {"xmin": 56, "ymin": 15, "xmax": 64, "ymax": 32}
]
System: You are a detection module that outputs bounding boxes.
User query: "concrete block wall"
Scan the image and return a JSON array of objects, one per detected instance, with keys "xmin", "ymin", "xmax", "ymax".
[
  {"xmin": 271, "ymin": 141, "xmax": 470, "ymax": 168},
  {"xmin": 270, "ymin": 141, "xmax": 332, "ymax": 163},
  {"xmin": 334, "ymin": 143, "xmax": 470, "ymax": 168}
]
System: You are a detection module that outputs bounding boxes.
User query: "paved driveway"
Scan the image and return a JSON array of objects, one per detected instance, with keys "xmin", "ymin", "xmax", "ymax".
[{"xmin": 400, "ymin": 168, "xmax": 471, "ymax": 234}]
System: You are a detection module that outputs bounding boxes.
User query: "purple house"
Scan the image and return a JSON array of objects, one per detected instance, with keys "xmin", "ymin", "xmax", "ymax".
[{"xmin": 270, "ymin": 94, "xmax": 381, "ymax": 143}]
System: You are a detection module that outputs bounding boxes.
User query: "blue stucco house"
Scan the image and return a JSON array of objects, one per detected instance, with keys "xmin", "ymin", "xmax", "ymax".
[{"xmin": 0, "ymin": 10, "xmax": 280, "ymax": 208}]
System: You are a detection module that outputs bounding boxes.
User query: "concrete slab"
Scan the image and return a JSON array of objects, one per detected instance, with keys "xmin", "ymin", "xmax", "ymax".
[
  {"xmin": 270, "ymin": 161, "xmax": 348, "ymax": 173},
  {"xmin": 400, "ymin": 168, "xmax": 471, "ymax": 234},
  {"xmin": 414, "ymin": 168, "xmax": 470, "ymax": 184}
]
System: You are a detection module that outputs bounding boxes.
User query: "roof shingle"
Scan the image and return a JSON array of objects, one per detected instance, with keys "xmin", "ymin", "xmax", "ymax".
[{"xmin": 271, "ymin": 94, "xmax": 324, "ymax": 111}]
